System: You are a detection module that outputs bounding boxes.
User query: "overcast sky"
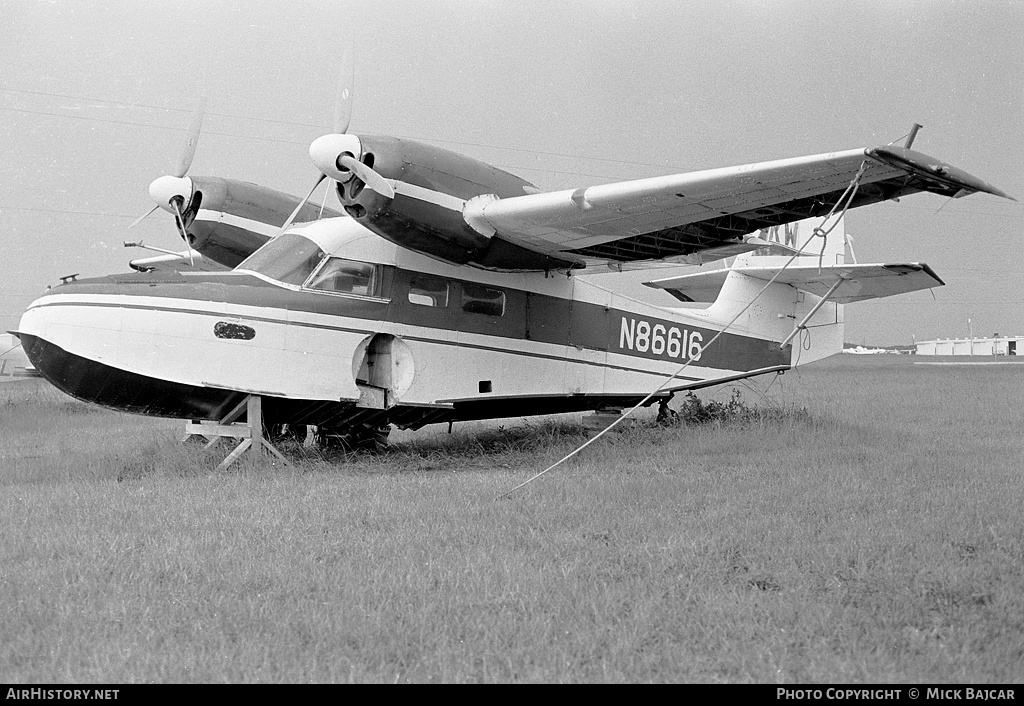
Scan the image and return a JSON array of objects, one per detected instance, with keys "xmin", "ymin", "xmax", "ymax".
[{"xmin": 2, "ymin": 0, "xmax": 1021, "ymax": 345}]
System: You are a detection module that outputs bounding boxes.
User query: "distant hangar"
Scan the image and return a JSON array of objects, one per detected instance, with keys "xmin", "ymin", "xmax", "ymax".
[{"xmin": 916, "ymin": 336, "xmax": 1023, "ymax": 356}]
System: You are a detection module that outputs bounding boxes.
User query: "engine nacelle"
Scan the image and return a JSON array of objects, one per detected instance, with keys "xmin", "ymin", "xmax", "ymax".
[
  {"xmin": 179, "ymin": 177, "xmax": 344, "ymax": 268},
  {"xmin": 328, "ymin": 135, "xmax": 577, "ymax": 271}
]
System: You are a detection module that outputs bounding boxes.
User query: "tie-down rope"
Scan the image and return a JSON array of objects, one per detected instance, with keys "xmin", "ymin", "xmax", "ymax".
[{"xmin": 497, "ymin": 161, "xmax": 868, "ymax": 499}]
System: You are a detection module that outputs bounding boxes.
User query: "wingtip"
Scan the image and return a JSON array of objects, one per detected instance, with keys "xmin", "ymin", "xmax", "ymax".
[
  {"xmin": 974, "ymin": 184, "xmax": 1015, "ymax": 201},
  {"xmin": 967, "ymin": 184, "xmax": 1016, "ymax": 201},
  {"xmin": 867, "ymin": 144, "xmax": 1014, "ymax": 202}
]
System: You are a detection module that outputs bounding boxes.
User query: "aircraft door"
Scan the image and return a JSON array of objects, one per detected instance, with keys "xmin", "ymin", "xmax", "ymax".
[
  {"xmin": 525, "ymin": 291, "xmax": 570, "ymax": 396},
  {"xmin": 565, "ymin": 294, "xmax": 609, "ymax": 395}
]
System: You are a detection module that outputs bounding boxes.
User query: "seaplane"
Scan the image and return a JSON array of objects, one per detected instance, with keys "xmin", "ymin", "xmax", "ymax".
[{"xmin": 13, "ymin": 64, "xmax": 1013, "ymax": 455}]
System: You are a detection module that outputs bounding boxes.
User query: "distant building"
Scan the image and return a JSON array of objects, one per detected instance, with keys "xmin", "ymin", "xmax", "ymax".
[{"xmin": 915, "ymin": 336, "xmax": 1023, "ymax": 356}]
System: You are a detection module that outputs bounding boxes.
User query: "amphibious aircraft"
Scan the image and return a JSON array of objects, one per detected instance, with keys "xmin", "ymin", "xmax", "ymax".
[{"xmin": 14, "ymin": 78, "xmax": 1013, "ymax": 449}]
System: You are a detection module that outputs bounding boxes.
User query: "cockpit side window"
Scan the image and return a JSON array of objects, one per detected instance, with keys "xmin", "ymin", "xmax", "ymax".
[
  {"xmin": 305, "ymin": 257, "xmax": 377, "ymax": 297},
  {"xmin": 461, "ymin": 283, "xmax": 505, "ymax": 316},
  {"xmin": 236, "ymin": 234, "xmax": 326, "ymax": 286},
  {"xmin": 408, "ymin": 273, "xmax": 449, "ymax": 307}
]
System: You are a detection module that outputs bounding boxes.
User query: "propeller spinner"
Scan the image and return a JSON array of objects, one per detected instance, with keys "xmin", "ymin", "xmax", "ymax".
[{"xmin": 309, "ymin": 133, "xmax": 394, "ymax": 199}]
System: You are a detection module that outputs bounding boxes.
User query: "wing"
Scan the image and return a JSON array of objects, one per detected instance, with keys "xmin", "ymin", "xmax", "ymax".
[
  {"xmin": 466, "ymin": 145, "xmax": 1012, "ymax": 266},
  {"xmin": 646, "ymin": 262, "xmax": 944, "ymax": 304}
]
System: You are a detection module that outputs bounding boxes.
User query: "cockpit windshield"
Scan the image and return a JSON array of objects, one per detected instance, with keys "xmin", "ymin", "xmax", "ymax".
[{"xmin": 236, "ymin": 234, "xmax": 326, "ymax": 286}]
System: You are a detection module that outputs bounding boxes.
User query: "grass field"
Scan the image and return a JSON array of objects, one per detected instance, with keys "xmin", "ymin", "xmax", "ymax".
[{"xmin": 1, "ymin": 356, "xmax": 1022, "ymax": 683}]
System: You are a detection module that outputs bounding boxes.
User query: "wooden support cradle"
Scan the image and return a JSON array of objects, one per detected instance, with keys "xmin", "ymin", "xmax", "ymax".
[{"xmin": 183, "ymin": 395, "xmax": 290, "ymax": 469}]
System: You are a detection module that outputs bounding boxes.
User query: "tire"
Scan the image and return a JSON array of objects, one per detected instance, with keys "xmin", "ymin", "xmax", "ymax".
[{"xmin": 315, "ymin": 424, "xmax": 390, "ymax": 452}]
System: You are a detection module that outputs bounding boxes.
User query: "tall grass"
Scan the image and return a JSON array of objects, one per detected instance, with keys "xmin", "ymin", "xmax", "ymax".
[{"xmin": 1, "ymin": 357, "xmax": 1022, "ymax": 682}]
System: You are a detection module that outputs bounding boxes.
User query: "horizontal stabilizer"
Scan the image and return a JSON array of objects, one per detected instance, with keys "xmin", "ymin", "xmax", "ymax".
[{"xmin": 645, "ymin": 262, "xmax": 944, "ymax": 304}]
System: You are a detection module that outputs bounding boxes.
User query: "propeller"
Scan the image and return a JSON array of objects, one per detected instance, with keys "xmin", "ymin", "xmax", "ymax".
[
  {"xmin": 128, "ymin": 97, "xmax": 207, "ymax": 256},
  {"xmin": 318, "ymin": 42, "xmax": 393, "ymax": 197},
  {"xmin": 273, "ymin": 43, "xmax": 394, "ymax": 238},
  {"xmin": 311, "ymin": 42, "xmax": 392, "ymax": 196},
  {"xmin": 334, "ymin": 42, "xmax": 354, "ymax": 134}
]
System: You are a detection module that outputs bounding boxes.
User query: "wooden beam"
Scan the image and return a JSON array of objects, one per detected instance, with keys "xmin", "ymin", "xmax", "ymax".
[{"xmin": 182, "ymin": 394, "xmax": 291, "ymax": 470}]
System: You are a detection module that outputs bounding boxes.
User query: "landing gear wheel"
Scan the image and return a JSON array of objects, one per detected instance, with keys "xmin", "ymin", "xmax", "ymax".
[
  {"xmin": 315, "ymin": 424, "xmax": 391, "ymax": 452},
  {"xmin": 267, "ymin": 423, "xmax": 308, "ymax": 445},
  {"xmin": 656, "ymin": 399, "xmax": 679, "ymax": 426},
  {"xmin": 285, "ymin": 423, "xmax": 308, "ymax": 444}
]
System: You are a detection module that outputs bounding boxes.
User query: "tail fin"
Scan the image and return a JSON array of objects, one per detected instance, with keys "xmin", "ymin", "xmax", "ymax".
[{"xmin": 732, "ymin": 215, "xmax": 850, "ymax": 268}]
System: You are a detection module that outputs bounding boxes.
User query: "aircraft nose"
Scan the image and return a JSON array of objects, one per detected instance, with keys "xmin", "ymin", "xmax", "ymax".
[
  {"xmin": 15, "ymin": 277, "xmax": 260, "ymax": 421},
  {"xmin": 16, "ymin": 284, "xmax": 125, "ymax": 404},
  {"xmin": 15, "ymin": 288, "xmax": 203, "ymax": 418},
  {"xmin": 18, "ymin": 299, "xmax": 76, "ymax": 390},
  {"xmin": 18, "ymin": 325, "xmax": 154, "ymax": 416},
  {"xmin": 18, "ymin": 331, "xmax": 78, "ymax": 395}
]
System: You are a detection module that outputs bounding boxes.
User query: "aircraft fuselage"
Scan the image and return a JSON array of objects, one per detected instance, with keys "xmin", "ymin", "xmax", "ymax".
[{"xmin": 19, "ymin": 218, "xmax": 795, "ymax": 434}]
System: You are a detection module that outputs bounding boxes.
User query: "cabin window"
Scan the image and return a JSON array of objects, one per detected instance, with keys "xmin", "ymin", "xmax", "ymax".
[
  {"xmin": 408, "ymin": 274, "xmax": 449, "ymax": 307},
  {"xmin": 237, "ymin": 234, "xmax": 326, "ymax": 286},
  {"xmin": 461, "ymin": 283, "xmax": 505, "ymax": 316},
  {"xmin": 305, "ymin": 258, "xmax": 377, "ymax": 296}
]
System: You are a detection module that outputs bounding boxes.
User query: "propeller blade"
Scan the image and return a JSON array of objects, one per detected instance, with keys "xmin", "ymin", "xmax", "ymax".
[
  {"xmin": 333, "ymin": 43, "xmax": 354, "ymax": 134},
  {"xmin": 128, "ymin": 203, "xmax": 161, "ymax": 230},
  {"xmin": 170, "ymin": 200, "xmax": 195, "ymax": 267},
  {"xmin": 318, "ymin": 179, "xmax": 334, "ymax": 220},
  {"xmin": 173, "ymin": 96, "xmax": 207, "ymax": 178},
  {"xmin": 276, "ymin": 174, "xmax": 328, "ymax": 238},
  {"xmin": 338, "ymin": 155, "xmax": 395, "ymax": 199}
]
